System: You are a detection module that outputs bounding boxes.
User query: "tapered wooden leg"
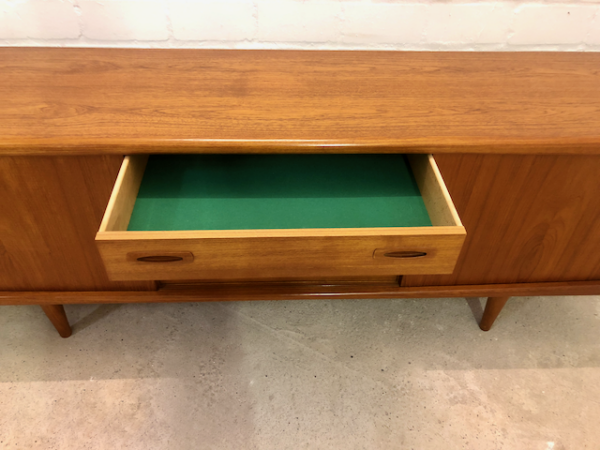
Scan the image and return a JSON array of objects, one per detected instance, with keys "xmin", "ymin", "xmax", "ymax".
[
  {"xmin": 40, "ymin": 304, "xmax": 72, "ymax": 338},
  {"xmin": 479, "ymin": 296, "xmax": 510, "ymax": 331}
]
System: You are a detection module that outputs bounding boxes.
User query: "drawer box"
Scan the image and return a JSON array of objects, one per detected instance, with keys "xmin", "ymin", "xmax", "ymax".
[{"xmin": 96, "ymin": 154, "xmax": 466, "ymax": 281}]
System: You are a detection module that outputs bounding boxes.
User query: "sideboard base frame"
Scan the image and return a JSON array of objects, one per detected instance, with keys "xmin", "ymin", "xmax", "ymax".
[{"xmin": 3, "ymin": 280, "xmax": 598, "ymax": 337}]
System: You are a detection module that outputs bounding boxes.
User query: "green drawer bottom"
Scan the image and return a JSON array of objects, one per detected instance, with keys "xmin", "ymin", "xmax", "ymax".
[{"xmin": 127, "ymin": 154, "xmax": 433, "ymax": 231}]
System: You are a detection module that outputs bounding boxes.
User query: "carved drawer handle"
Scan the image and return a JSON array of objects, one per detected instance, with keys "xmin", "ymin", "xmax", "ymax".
[
  {"xmin": 137, "ymin": 255, "xmax": 185, "ymax": 263},
  {"xmin": 127, "ymin": 251, "xmax": 194, "ymax": 263},
  {"xmin": 373, "ymin": 248, "xmax": 429, "ymax": 260},
  {"xmin": 383, "ymin": 251, "xmax": 427, "ymax": 258}
]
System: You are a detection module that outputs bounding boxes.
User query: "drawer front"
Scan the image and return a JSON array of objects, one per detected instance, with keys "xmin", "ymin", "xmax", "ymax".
[
  {"xmin": 96, "ymin": 154, "xmax": 466, "ymax": 281},
  {"xmin": 97, "ymin": 230, "xmax": 465, "ymax": 281}
]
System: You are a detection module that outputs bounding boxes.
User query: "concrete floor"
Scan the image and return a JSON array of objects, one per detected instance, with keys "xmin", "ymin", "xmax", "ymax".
[{"xmin": 1, "ymin": 296, "xmax": 599, "ymax": 449}]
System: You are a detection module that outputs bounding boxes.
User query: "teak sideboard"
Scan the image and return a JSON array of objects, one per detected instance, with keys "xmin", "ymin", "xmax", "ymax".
[{"xmin": 1, "ymin": 48, "xmax": 599, "ymax": 338}]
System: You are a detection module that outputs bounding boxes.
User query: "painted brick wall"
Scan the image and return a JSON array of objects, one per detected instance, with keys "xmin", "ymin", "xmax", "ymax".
[{"xmin": 1, "ymin": 0, "xmax": 599, "ymax": 50}]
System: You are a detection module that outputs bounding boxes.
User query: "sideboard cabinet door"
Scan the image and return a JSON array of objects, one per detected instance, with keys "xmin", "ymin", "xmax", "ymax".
[
  {"xmin": 0, "ymin": 155, "xmax": 155, "ymax": 291},
  {"xmin": 403, "ymin": 154, "xmax": 600, "ymax": 287}
]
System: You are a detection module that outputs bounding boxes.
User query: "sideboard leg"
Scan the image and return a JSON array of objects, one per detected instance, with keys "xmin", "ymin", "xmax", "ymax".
[
  {"xmin": 40, "ymin": 304, "xmax": 72, "ymax": 338},
  {"xmin": 479, "ymin": 296, "xmax": 510, "ymax": 331}
]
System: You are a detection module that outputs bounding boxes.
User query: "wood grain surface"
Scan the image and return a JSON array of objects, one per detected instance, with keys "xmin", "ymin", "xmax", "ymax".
[
  {"xmin": 98, "ymin": 154, "xmax": 148, "ymax": 233},
  {"xmin": 1, "ymin": 280, "xmax": 599, "ymax": 305},
  {"xmin": 0, "ymin": 155, "xmax": 155, "ymax": 291},
  {"xmin": 403, "ymin": 154, "xmax": 600, "ymax": 287},
  {"xmin": 408, "ymin": 154, "xmax": 462, "ymax": 227},
  {"xmin": 96, "ymin": 232, "xmax": 466, "ymax": 281},
  {"xmin": 1, "ymin": 49, "xmax": 600, "ymax": 155}
]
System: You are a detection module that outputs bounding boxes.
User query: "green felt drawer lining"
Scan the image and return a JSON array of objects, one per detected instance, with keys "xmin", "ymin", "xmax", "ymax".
[{"xmin": 127, "ymin": 154, "xmax": 433, "ymax": 231}]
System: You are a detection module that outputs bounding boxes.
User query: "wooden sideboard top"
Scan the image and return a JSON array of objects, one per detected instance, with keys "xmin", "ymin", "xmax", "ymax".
[{"xmin": 1, "ymin": 48, "xmax": 600, "ymax": 155}]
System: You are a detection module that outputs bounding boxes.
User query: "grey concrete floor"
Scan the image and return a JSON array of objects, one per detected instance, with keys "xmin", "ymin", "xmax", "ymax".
[{"xmin": 1, "ymin": 296, "xmax": 599, "ymax": 449}]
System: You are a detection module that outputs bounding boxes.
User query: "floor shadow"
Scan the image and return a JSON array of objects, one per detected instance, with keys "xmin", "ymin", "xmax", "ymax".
[
  {"xmin": 71, "ymin": 304, "xmax": 122, "ymax": 335},
  {"xmin": 465, "ymin": 297, "xmax": 484, "ymax": 324}
]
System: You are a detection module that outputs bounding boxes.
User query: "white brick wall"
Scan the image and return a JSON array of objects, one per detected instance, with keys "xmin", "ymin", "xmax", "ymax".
[
  {"xmin": 0, "ymin": 0, "xmax": 79, "ymax": 40},
  {"xmin": 79, "ymin": 0, "xmax": 169, "ymax": 41},
  {"xmin": 510, "ymin": 4, "xmax": 597, "ymax": 45},
  {"xmin": 257, "ymin": 0, "xmax": 342, "ymax": 43},
  {"xmin": 0, "ymin": 0, "xmax": 599, "ymax": 50},
  {"xmin": 170, "ymin": 0, "xmax": 256, "ymax": 42}
]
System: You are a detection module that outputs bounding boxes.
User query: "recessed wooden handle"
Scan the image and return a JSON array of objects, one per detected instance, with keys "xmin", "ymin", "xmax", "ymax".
[
  {"xmin": 126, "ymin": 251, "xmax": 194, "ymax": 263},
  {"xmin": 383, "ymin": 251, "xmax": 427, "ymax": 258},
  {"xmin": 373, "ymin": 248, "xmax": 429, "ymax": 260},
  {"xmin": 137, "ymin": 255, "xmax": 184, "ymax": 263}
]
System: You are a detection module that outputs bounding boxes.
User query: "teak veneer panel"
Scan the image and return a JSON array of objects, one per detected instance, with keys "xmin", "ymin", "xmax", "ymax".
[
  {"xmin": 0, "ymin": 155, "xmax": 155, "ymax": 291},
  {"xmin": 1, "ymin": 49, "xmax": 600, "ymax": 155},
  {"xmin": 404, "ymin": 154, "xmax": 600, "ymax": 287}
]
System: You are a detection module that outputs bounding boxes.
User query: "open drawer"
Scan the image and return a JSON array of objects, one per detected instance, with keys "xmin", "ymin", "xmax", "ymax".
[{"xmin": 96, "ymin": 154, "xmax": 466, "ymax": 281}]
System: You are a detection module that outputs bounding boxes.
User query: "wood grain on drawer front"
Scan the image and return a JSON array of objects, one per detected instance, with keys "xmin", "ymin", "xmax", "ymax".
[{"xmin": 96, "ymin": 155, "xmax": 466, "ymax": 281}]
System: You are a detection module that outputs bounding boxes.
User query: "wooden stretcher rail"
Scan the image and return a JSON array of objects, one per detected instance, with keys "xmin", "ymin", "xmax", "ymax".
[{"xmin": 1, "ymin": 280, "xmax": 599, "ymax": 306}]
